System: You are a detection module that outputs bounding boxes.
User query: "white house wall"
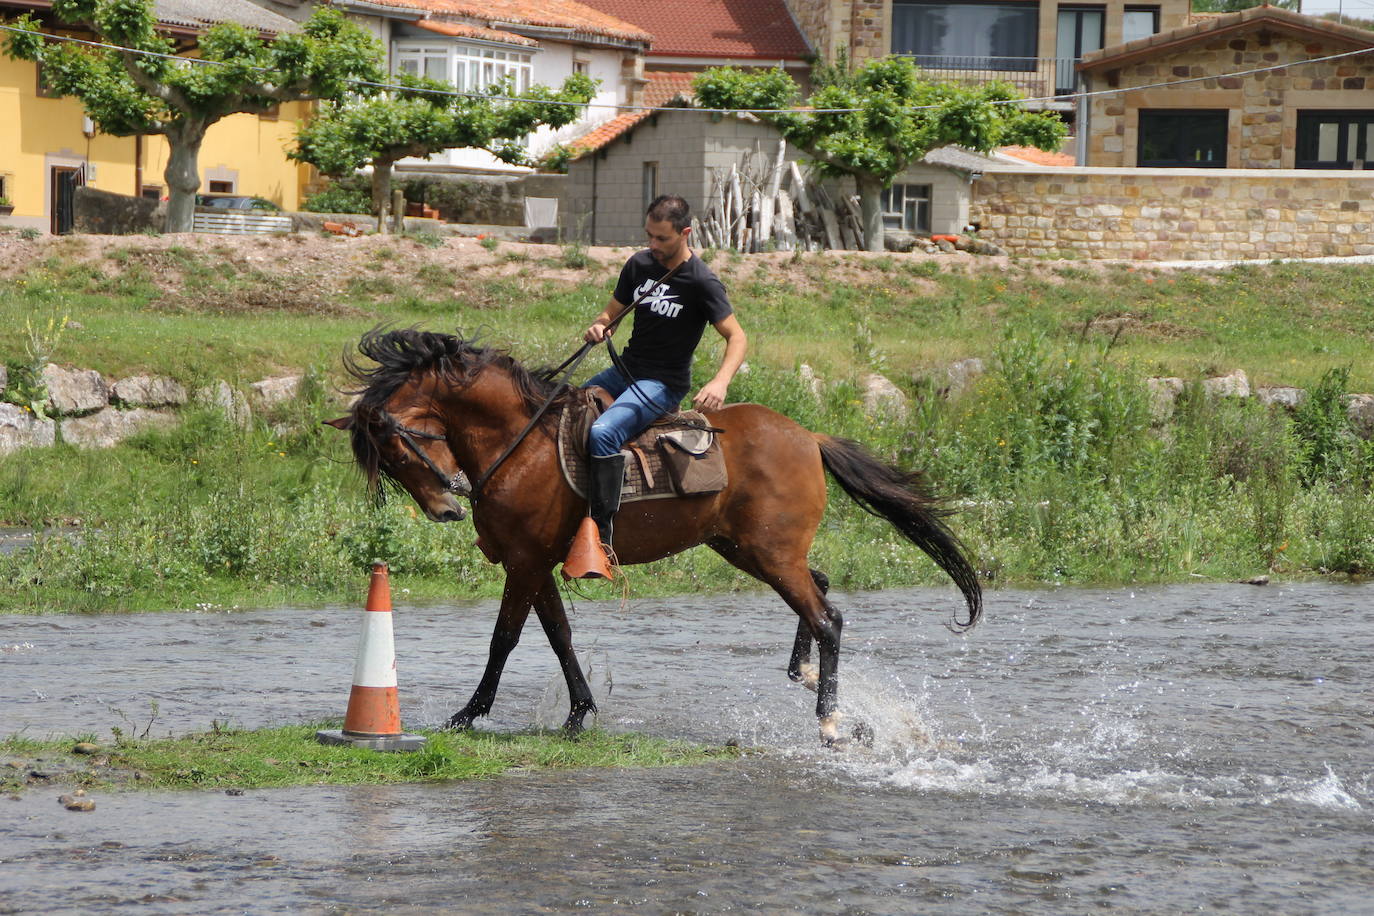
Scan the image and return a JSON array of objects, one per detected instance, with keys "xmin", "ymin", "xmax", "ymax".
[{"xmin": 402, "ymin": 41, "xmax": 626, "ymax": 173}]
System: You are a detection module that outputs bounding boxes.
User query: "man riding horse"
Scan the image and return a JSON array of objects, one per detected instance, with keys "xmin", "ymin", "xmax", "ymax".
[{"xmin": 576, "ymin": 194, "xmax": 748, "ymax": 573}]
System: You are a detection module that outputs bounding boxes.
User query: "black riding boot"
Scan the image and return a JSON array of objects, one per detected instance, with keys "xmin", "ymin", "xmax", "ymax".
[{"xmin": 589, "ymin": 453, "xmax": 627, "ymax": 548}]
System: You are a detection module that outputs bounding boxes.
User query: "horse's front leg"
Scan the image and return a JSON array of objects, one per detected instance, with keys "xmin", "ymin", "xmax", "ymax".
[
  {"xmin": 447, "ymin": 570, "xmax": 539, "ymax": 730},
  {"xmin": 786, "ymin": 568, "xmax": 830, "ymax": 689},
  {"xmin": 530, "ymin": 573, "xmax": 597, "ymax": 734}
]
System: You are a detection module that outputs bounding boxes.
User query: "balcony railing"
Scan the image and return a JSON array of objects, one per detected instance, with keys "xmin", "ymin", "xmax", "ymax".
[{"xmin": 898, "ymin": 55, "xmax": 1083, "ymax": 100}]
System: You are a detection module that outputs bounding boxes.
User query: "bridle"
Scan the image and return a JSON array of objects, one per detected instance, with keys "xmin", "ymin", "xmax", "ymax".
[{"xmin": 388, "ymin": 420, "xmax": 472, "ymax": 496}]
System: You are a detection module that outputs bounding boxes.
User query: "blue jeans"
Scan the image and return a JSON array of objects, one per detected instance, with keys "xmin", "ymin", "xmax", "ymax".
[{"xmin": 584, "ymin": 367, "xmax": 685, "ymax": 458}]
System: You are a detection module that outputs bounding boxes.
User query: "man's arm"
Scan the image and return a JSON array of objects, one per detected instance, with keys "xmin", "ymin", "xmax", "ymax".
[
  {"xmin": 584, "ymin": 297, "xmax": 630, "ymax": 343},
  {"xmin": 692, "ymin": 313, "xmax": 747, "ymax": 412}
]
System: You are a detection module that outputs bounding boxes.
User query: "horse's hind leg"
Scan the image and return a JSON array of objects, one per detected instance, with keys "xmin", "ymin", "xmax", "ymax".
[{"xmin": 530, "ymin": 573, "xmax": 597, "ymax": 734}]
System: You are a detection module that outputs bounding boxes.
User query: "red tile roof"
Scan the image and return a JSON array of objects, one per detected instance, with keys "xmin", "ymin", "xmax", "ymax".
[
  {"xmin": 360, "ymin": 0, "xmax": 652, "ymax": 45},
  {"xmin": 998, "ymin": 146, "xmax": 1076, "ymax": 167},
  {"xmin": 570, "ymin": 71, "xmax": 698, "ymax": 155},
  {"xmin": 578, "ymin": 0, "xmax": 810, "ymax": 60},
  {"xmin": 412, "ymin": 19, "xmax": 538, "ymax": 47}
]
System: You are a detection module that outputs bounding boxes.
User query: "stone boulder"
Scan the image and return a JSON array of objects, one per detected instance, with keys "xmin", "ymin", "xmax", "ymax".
[
  {"xmin": 42, "ymin": 365, "xmax": 108, "ymax": 416},
  {"xmin": 884, "ymin": 231, "xmax": 919, "ymax": 253},
  {"xmin": 195, "ymin": 381, "xmax": 252, "ymax": 428},
  {"xmin": 0, "ymin": 363, "xmax": 7, "ymax": 396},
  {"xmin": 0, "ymin": 403, "xmax": 57, "ymax": 453},
  {"xmin": 111, "ymin": 374, "xmax": 188, "ymax": 408},
  {"xmin": 945, "ymin": 358, "xmax": 985, "ymax": 396},
  {"xmin": 1347, "ymin": 394, "xmax": 1374, "ymax": 440},
  {"xmin": 250, "ymin": 375, "xmax": 302, "ymax": 408},
  {"xmin": 862, "ymin": 372, "xmax": 909, "ymax": 419},
  {"xmin": 1146, "ymin": 377, "xmax": 1185, "ymax": 422},
  {"xmin": 1257, "ymin": 386, "xmax": 1306, "ymax": 411},
  {"xmin": 798, "ymin": 364, "xmax": 823, "ymax": 400},
  {"xmin": 61, "ymin": 408, "xmax": 178, "ymax": 449},
  {"xmin": 1203, "ymin": 369, "xmax": 1250, "ymax": 399}
]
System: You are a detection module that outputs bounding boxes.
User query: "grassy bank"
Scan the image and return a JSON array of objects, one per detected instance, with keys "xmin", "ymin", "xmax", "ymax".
[
  {"xmin": 1, "ymin": 726, "xmax": 738, "ymax": 794},
  {"xmin": 2, "ymin": 235, "xmax": 1373, "ymax": 612}
]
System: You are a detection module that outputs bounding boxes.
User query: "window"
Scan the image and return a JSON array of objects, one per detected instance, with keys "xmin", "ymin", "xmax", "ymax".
[
  {"xmin": 573, "ymin": 58, "xmax": 590, "ymax": 76},
  {"xmin": 1137, "ymin": 109, "xmax": 1228, "ymax": 167},
  {"xmin": 140, "ymin": 186, "xmax": 162, "ymax": 201},
  {"xmin": 395, "ymin": 43, "xmax": 534, "ymax": 94},
  {"xmin": 1123, "ymin": 7, "xmax": 1160, "ymax": 43},
  {"xmin": 208, "ymin": 180, "xmax": 235, "ymax": 193},
  {"xmin": 1056, "ymin": 7, "xmax": 1103, "ymax": 93},
  {"xmin": 880, "ymin": 183, "xmax": 932, "ymax": 233},
  {"xmin": 35, "ymin": 61, "xmax": 61, "ymax": 99},
  {"xmin": 892, "ymin": 1, "xmax": 1039, "ymax": 72},
  {"xmin": 642, "ymin": 162, "xmax": 659, "ymax": 214},
  {"xmin": 1296, "ymin": 111, "xmax": 1374, "ymax": 169}
]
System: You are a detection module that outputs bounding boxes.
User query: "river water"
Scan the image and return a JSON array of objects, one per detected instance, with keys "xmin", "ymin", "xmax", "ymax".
[{"xmin": 1, "ymin": 582, "xmax": 1371, "ymax": 913}]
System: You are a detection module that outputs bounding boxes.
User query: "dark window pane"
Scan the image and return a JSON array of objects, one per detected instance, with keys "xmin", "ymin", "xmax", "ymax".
[
  {"xmin": 1296, "ymin": 110, "xmax": 1374, "ymax": 169},
  {"xmin": 894, "ymin": 1, "xmax": 1039, "ymax": 71},
  {"xmin": 1138, "ymin": 109, "xmax": 1228, "ymax": 167}
]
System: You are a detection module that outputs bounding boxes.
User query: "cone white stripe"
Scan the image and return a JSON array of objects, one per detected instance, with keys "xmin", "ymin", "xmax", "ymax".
[{"xmin": 351, "ymin": 609, "xmax": 398, "ymax": 688}]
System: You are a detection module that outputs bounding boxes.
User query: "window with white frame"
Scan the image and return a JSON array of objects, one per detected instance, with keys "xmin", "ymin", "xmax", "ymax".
[
  {"xmin": 880, "ymin": 183, "xmax": 932, "ymax": 233},
  {"xmin": 395, "ymin": 42, "xmax": 533, "ymax": 94}
]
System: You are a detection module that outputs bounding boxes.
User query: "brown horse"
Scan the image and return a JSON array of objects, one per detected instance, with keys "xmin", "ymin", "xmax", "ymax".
[{"xmin": 328, "ymin": 328, "xmax": 981, "ymax": 744}]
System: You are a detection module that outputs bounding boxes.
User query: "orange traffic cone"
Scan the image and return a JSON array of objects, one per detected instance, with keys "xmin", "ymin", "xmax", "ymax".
[
  {"xmin": 561, "ymin": 516, "xmax": 614, "ymax": 580},
  {"xmin": 316, "ymin": 562, "xmax": 427, "ymax": 752}
]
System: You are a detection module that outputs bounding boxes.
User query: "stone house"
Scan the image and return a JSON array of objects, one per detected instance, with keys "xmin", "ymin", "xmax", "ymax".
[
  {"xmin": 780, "ymin": 0, "xmax": 1191, "ymax": 125},
  {"xmin": 1078, "ymin": 6, "xmax": 1374, "ymax": 169}
]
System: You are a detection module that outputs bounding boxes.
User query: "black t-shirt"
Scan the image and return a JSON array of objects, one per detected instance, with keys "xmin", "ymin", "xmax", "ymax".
[{"xmin": 611, "ymin": 250, "xmax": 733, "ymax": 392}]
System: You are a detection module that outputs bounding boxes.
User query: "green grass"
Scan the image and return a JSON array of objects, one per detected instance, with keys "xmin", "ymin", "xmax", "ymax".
[
  {"xmin": 0, "ymin": 726, "xmax": 740, "ymax": 793},
  {"xmin": 3, "ymin": 238, "xmax": 1374, "ymax": 612}
]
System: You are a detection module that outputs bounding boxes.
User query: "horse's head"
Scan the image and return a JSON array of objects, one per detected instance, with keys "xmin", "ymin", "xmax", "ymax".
[{"xmin": 325, "ymin": 400, "xmax": 469, "ymax": 523}]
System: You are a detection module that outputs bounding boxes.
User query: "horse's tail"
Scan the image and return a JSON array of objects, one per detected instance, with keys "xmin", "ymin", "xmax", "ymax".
[{"xmin": 816, "ymin": 435, "xmax": 982, "ymax": 631}]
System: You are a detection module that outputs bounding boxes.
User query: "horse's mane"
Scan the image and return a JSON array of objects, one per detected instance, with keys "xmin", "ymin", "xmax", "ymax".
[{"xmin": 341, "ymin": 326, "xmax": 570, "ymax": 496}]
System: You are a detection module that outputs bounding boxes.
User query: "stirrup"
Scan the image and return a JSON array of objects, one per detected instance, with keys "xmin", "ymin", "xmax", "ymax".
[{"xmin": 562, "ymin": 517, "xmax": 614, "ymax": 580}]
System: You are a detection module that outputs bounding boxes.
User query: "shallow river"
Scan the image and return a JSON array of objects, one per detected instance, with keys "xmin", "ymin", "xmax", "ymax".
[{"xmin": 2, "ymin": 582, "xmax": 1372, "ymax": 914}]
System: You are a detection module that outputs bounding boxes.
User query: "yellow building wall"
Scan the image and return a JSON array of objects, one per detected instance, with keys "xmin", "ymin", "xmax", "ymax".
[{"xmin": 1, "ymin": 51, "xmax": 311, "ymax": 231}]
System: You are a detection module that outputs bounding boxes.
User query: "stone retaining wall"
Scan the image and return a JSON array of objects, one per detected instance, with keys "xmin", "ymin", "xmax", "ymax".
[
  {"xmin": 0, "ymin": 364, "xmax": 302, "ymax": 454},
  {"xmin": 970, "ymin": 167, "xmax": 1374, "ymax": 260}
]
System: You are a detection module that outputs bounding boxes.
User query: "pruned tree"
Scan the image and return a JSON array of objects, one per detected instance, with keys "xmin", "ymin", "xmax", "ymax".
[
  {"xmin": 289, "ymin": 72, "xmax": 597, "ymax": 231},
  {"xmin": 695, "ymin": 57, "xmax": 1067, "ymax": 251},
  {"xmin": 3, "ymin": 0, "xmax": 383, "ymax": 232}
]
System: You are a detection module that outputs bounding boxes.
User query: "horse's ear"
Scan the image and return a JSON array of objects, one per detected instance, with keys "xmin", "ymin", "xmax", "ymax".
[{"xmin": 322, "ymin": 416, "xmax": 353, "ymax": 431}]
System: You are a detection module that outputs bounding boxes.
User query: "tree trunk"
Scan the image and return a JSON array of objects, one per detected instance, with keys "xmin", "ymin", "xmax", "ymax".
[
  {"xmin": 856, "ymin": 174, "xmax": 884, "ymax": 253},
  {"xmin": 162, "ymin": 126, "xmax": 206, "ymax": 234},
  {"xmin": 372, "ymin": 158, "xmax": 396, "ymax": 234}
]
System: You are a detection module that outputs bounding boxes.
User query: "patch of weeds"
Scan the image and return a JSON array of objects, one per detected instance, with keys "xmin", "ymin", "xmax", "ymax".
[
  {"xmin": 404, "ymin": 230, "xmax": 445, "ymax": 249},
  {"xmin": 561, "ymin": 238, "xmax": 590, "ymax": 270},
  {"xmin": 502, "ymin": 250, "xmax": 529, "ymax": 263},
  {"xmin": 479, "ymin": 236, "xmax": 500, "ymax": 252},
  {"xmin": 416, "ymin": 262, "xmax": 458, "ymax": 289},
  {"xmin": 904, "ymin": 260, "xmax": 940, "ymax": 279}
]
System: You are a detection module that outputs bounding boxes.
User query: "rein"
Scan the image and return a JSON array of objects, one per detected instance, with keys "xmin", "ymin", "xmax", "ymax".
[{"xmin": 463, "ymin": 259, "xmax": 684, "ymax": 500}]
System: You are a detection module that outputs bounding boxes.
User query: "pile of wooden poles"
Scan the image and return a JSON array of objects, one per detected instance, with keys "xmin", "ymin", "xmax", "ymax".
[{"xmin": 692, "ymin": 140, "xmax": 865, "ymax": 252}]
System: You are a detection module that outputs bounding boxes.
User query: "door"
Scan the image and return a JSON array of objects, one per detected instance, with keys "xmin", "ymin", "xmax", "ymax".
[{"xmin": 51, "ymin": 166, "xmax": 84, "ymax": 235}]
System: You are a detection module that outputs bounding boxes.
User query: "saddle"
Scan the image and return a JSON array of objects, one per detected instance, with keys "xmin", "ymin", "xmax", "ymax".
[{"xmin": 557, "ymin": 388, "xmax": 728, "ymax": 502}]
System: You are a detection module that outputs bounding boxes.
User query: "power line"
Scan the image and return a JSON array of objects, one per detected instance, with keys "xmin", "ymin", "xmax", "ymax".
[{"xmin": 2, "ymin": 20, "xmax": 1372, "ymax": 115}]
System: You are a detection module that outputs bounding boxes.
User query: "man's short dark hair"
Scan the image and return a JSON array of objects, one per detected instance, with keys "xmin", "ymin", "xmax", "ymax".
[{"xmin": 646, "ymin": 195, "xmax": 691, "ymax": 232}]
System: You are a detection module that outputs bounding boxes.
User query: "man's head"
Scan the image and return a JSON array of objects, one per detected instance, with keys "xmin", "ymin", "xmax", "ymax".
[{"xmin": 644, "ymin": 195, "xmax": 691, "ymax": 265}]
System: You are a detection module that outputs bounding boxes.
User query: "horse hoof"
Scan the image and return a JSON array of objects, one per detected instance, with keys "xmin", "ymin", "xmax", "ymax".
[
  {"xmin": 818, "ymin": 712, "xmax": 843, "ymax": 746},
  {"xmin": 446, "ymin": 713, "xmax": 476, "ymax": 731},
  {"xmin": 794, "ymin": 664, "xmax": 820, "ymax": 692}
]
